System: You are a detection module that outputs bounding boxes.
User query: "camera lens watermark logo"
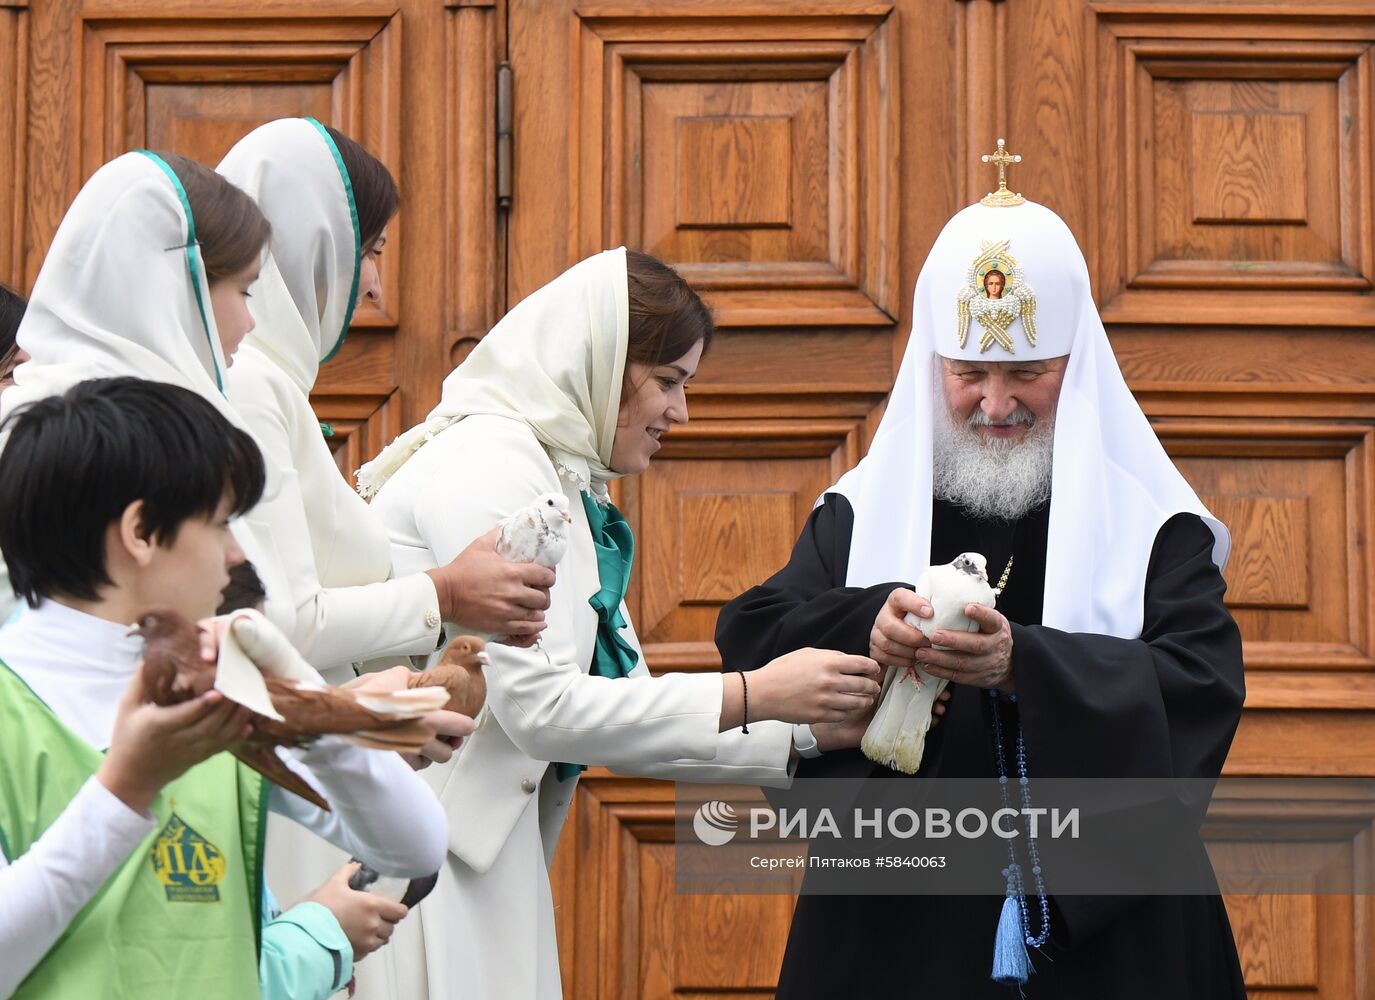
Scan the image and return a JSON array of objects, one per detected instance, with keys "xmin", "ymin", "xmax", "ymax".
[{"xmin": 693, "ymin": 800, "xmax": 739, "ymax": 846}]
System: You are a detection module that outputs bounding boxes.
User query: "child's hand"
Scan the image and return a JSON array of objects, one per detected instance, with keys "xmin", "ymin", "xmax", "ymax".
[
  {"xmin": 305, "ymin": 862, "xmax": 409, "ymax": 960},
  {"xmin": 96, "ymin": 662, "xmax": 254, "ymax": 814}
]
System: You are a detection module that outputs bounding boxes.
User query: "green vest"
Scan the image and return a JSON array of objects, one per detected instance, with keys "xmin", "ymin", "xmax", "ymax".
[{"xmin": 0, "ymin": 661, "xmax": 268, "ymax": 999}]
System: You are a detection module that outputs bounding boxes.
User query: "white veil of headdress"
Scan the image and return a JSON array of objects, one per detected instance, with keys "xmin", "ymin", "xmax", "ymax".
[
  {"xmin": 829, "ymin": 199, "xmax": 1228, "ymax": 638},
  {"xmin": 216, "ymin": 117, "xmax": 361, "ymax": 396},
  {"xmin": 357, "ymin": 247, "xmax": 629, "ymax": 498},
  {"xmin": 1, "ymin": 152, "xmax": 236, "ymax": 425}
]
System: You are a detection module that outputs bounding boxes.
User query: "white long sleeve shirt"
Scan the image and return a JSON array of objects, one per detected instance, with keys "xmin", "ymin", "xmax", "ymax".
[{"xmin": 0, "ymin": 600, "xmax": 448, "ymax": 997}]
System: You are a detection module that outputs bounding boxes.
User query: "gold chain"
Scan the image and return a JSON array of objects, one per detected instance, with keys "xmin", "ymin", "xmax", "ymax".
[{"xmin": 993, "ymin": 554, "xmax": 1014, "ymax": 595}]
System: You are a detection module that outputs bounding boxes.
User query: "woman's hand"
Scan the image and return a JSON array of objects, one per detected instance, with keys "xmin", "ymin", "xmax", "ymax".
[
  {"xmin": 96, "ymin": 663, "xmax": 254, "ymax": 815},
  {"xmin": 734, "ymin": 648, "xmax": 882, "ymax": 727},
  {"xmin": 426, "ymin": 526, "xmax": 555, "ymax": 646},
  {"xmin": 344, "ymin": 667, "xmax": 477, "ymax": 768},
  {"xmin": 810, "ymin": 685, "xmax": 952, "ymax": 752}
]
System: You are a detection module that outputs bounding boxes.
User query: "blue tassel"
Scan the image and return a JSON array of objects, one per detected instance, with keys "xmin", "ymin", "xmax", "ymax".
[{"xmin": 991, "ymin": 894, "xmax": 1030, "ymax": 984}]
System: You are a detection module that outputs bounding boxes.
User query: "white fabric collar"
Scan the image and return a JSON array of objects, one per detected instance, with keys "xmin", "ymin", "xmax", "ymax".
[
  {"xmin": 0, "ymin": 600, "xmax": 144, "ymax": 749},
  {"xmin": 829, "ymin": 200, "xmax": 1229, "ymax": 639},
  {"xmin": 1, "ymin": 152, "xmax": 238, "ymax": 427},
  {"xmin": 218, "ymin": 117, "xmax": 361, "ymax": 396},
  {"xmin": 358, "ymin": 247, "xmax": 629, "ymax": 498}
]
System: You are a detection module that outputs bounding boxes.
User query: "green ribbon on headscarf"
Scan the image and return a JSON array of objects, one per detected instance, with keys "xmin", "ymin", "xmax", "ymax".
[{"xmin": 555, "ymin": 492, "xmax": 639, "ymax": 782}]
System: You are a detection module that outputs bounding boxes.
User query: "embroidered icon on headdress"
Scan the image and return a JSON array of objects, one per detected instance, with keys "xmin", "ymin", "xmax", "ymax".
[{"xmin": 955, "ymin": 240, "xmax": 1037, "ymax": 354}]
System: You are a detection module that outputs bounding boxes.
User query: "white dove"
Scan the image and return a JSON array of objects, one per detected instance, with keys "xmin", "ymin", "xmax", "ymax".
[
  {"xmin": 495, "ymin": 492, "xmax": 572, "ymax": 569},
  {"xmin": 861, "ymin": 552, "xmax": 998, "ymax": 775}
]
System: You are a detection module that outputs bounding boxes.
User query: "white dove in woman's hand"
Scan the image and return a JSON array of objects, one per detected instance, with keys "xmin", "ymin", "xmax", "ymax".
[{"xmin": 496, "ymin": 492, "xmax": 572, "ymax": 569}]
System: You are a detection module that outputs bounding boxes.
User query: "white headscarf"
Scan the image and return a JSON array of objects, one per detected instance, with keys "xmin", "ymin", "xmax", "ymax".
[
  {"xmin": 216, "ymin": 117, "xmax": 361, "ymax": 395},
  {"xmin": 830, "ymin": 200, "xmax": 1229, "ymax": 639},
  {"xmin": 358, "ymin": 248, "xmax": 629, "ymax": 498},
  {"xmin": 1, "ymin": 152, "xmax": 235, "ymax": 424}
]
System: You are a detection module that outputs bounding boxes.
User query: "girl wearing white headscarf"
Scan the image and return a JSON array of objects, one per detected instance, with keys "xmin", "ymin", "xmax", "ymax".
[
  {"xmin": 0, "ymin": 151, "xmax": 275, "ymax": 623},
  {"xmin": 218, "ymin": 118, "xmax": 552, "ymax": 678},
  {"xmin": 358, "ymin": 247, "xmax": 884, "ymax": 1000},
  {"xmin": 217, "ymin": 119, "xmax": 557, "ymax": 951}
]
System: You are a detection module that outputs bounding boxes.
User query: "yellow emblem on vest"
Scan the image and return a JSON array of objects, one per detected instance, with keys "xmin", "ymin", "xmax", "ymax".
[{"xmin": 149, "ymin": 812, "xmax": 226, "ymax": 902}]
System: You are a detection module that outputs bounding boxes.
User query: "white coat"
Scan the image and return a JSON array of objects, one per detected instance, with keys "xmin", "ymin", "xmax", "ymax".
[{"xmin": 362, "ymin": 413, "xmax": 794, "ymax": 1000}]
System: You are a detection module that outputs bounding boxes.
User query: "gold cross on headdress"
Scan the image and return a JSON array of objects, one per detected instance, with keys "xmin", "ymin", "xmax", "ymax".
[{"xmin": 980, "ymin": 139, "xmax": 1025, "ymax": 207}]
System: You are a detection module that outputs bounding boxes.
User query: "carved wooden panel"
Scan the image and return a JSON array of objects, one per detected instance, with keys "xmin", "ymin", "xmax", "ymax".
[
  {"xmin": 619, "ymin": 403, "xmax": 863, "ymax": 672},
  {"xmin": 0, "ymin": 2, "xmax": 27, "ymax": 288},
  {"xmin": 316, "ymin": 390, "xmax": 397, "ymax": 480},
  {"xmin": 77, "ymin": 13, "xmax": 403, "ymax": 329},
  {"xmin": 1207, "ymin": 781, "xmax": 1375, "ymax": 996},
  {"xmin": 551, "ymin": 774, "xmax": 796, "ymax": 1000},
  {"xmin": 1161, "ymin": 420, "xmax": 1375, "ymax": 672},
  {"xmin": 1088, "ymin": 10, "xmax": 1375, "ymax": 326},
  {"xmin": 570, "ymin": 5, "xmax": 900, "ymax": 327},
  {"xmin": 1225, "ymin": 893, "xmax": 1322, "ymax": 989}
]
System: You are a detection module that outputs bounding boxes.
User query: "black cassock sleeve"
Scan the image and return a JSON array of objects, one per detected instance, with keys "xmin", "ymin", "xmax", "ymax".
[
  {"xmin": 715, "ymin": 493, "xmax": 902, "ymax": 667},
  {"xmin": 1014, "ymin": 512, "xmax": 1244, "ymax": 784},
  {"xmin": 1012, "ymin": 512, "xmax": 1245, "ymax": 948}
]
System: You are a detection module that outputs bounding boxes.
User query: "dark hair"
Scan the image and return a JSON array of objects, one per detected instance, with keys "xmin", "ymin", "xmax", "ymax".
[
  {"xmin": 323, "ymin": 126, "xmax": 399, "ymax": 254},
  {"xmin": 0, "ymin": 377, "xmax": 266, "ymax": 607},
  {"xmin": 0, "ymin": 282, "xmax": 26, "ymax": 378},
  {"xmin": 624, "ymin": 250, "xmax": 714, "ymax": 369},
  {"xmin": 157, "ymin": 152, "xmax": 272, "ymax": 280},
  {"xmin": 216, "ymin": 560, "xmax": 267, "ymax": 614}
]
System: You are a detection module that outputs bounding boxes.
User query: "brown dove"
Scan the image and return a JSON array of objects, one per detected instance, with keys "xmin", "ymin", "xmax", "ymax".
[
  {"xmin": 409, "ymin": 634, "xmax": 488, "ymax": 718},
  {"xmin": 135, "ymin": 608, "xmax": 452, "ymax": 811}
]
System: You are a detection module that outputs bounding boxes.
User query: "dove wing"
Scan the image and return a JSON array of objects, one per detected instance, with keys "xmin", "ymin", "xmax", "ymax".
[{"xmin": 233, "ymin": 744, "xmax": 331, "ymax": 812}]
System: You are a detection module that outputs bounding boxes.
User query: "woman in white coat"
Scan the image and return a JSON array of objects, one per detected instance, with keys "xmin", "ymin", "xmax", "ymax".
[
  {"xmin": 216, "ymin": 117, "xmax": 555, "ymax": 931},
  {"xmin": 359, "ymin": 247, "xmax": 884, "ymax": 999},
  {"xmin": 217, "ymin": 118, "xmax": 553, "ymax": 680}
]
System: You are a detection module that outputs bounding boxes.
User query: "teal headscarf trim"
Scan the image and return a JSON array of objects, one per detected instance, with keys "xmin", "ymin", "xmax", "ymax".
[
  {"xmin": 304, "ymin": 117, "xmax": 361, "ymax": 362},
  {"xmin": 555, "ymin": 492, "xmax": 639, "ymax": 782},
  {"xmin": 135, "ymin": 150, "xmax": 222, "ymax": 392}
]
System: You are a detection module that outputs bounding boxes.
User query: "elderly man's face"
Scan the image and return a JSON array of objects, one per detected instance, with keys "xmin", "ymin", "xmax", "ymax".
[{"xmin": 938, "ymin": 355, "xmax": 1068, "ymax": 445}]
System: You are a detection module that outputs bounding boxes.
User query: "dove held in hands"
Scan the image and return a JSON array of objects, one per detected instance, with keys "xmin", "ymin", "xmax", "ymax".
[
  {"xmin": 495, "ymin": 492, "xmax": 572, "ymax": 569},
  {"xmin": 136, "ymin": 608, "xmax": 459, "ymax": 810},
  {"xmin": 905, "ymin": 552, "xmax": 998, "ymax": 648},
  {"xmin": 862, "ymin": 553, "xmax": 999, "ymax": 775}
]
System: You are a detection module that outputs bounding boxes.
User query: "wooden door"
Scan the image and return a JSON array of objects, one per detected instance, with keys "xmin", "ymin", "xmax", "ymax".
[
  {"xmin": 1, "ymin": 0, "xmax": 491, "ymax": 471},
  {"xmin": 502, "ymin": 1, "xmax": 1375, "ymax": 996},
  {"xmin": 4, "ymin": 0, "xmax": 1374, "ymax": 995}
]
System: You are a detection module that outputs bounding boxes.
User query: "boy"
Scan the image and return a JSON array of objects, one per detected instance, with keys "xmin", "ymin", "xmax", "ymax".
[{"xmin": 0, "ymin": 378, "xmax": 446, "ymax": 998}]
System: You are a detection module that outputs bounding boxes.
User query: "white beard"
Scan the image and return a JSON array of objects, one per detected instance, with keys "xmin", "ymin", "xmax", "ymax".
[{"xmin": 931, "ymin": 392, "xmax": 1054, "ymax": 522}]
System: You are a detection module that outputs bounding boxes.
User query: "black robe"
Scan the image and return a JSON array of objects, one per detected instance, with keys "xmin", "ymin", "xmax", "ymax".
[{"xmin": 715, "ymin": 494, "xmax": 1247, "ymax": 999}]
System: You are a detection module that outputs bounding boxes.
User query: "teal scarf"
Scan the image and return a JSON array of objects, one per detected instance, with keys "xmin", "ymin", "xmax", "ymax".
[{"xmin": 555, "ymin": 492, "xmax": 639, "ymax": 781}]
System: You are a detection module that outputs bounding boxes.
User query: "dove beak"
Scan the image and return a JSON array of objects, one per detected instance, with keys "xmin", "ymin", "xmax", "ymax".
[{"xmin": 562, "ymin": 511, "xmax": 572, "ymax": 523}]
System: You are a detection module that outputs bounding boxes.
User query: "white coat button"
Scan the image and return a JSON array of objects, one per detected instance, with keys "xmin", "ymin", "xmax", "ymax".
[
  {"xmin": 425, "ymin": 610, "xmax": 441, "ymax": 629},
  {"xmin": 521, "ymin": 778, "xmax": 537, "ymax": 794}
]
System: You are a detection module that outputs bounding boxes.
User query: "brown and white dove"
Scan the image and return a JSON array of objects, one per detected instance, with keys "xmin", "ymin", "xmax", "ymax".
[{"xmin": 136, "ymin": 608, "xmax": 457, "ymax": 810}]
